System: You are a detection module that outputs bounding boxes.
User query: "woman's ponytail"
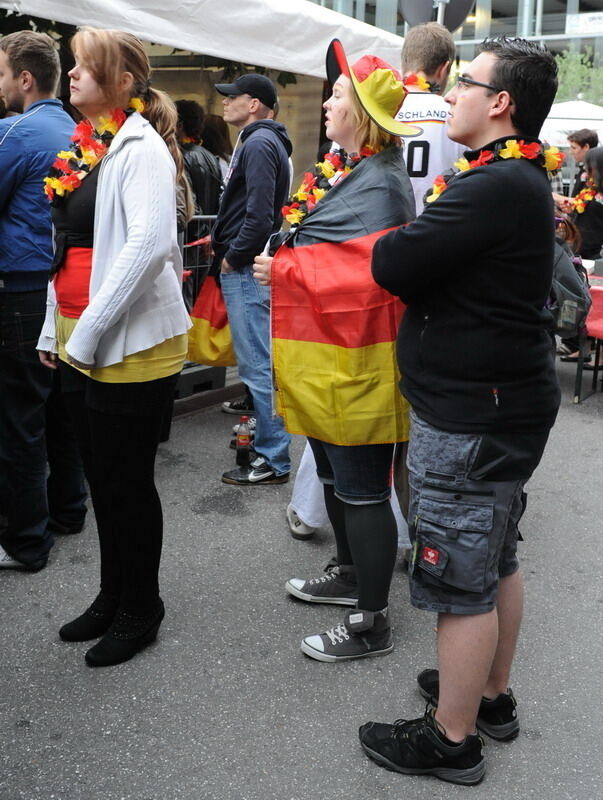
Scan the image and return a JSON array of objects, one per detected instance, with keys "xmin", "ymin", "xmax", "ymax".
[{"xmin": 142, "ymin": 86, "xmax": 194, "ymax": 223}]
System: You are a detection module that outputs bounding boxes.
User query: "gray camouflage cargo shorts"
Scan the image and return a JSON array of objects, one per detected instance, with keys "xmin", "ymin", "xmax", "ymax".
[{"xmin": 407, "ymin": 412, "xmax": 529, "ymax": 615}]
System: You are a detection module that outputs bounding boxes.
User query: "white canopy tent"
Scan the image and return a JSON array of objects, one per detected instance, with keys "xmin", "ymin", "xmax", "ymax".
[
  {"xmin": 0, "ymin": 0, "xmax": 404, "ymax": 79},
  {"xmin": 540, "ymin": 100, "xmax": 603, "ymax": 147}
]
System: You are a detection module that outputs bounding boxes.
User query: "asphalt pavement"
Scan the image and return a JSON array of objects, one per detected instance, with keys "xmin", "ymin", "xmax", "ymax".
[{"xmin": 1, "ymin": 361, "xmax": 602, "ymax": 800}]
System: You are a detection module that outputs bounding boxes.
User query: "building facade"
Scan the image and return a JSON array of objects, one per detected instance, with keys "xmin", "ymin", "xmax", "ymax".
[{"xmin": 311, "ymin": 0, "xmax": 603, "ymax": 60}]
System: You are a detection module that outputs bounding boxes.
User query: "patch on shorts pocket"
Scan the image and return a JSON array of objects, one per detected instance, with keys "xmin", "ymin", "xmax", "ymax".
[{"xmin": 415, "ymin": 493, "xmax": 494, "ymax": 593}]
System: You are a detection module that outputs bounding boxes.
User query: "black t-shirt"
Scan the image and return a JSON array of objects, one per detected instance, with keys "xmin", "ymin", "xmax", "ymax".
[{"xmin": 51, "ymin": 166, "xmax": 100, "ymax": 272}]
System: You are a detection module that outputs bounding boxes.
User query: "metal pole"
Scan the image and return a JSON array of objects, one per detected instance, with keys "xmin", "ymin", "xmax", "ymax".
[
  {"xmin": 435, "ymin": 0, "xmax": 449, "ymax": 25},
  {"xmin": 534, "ymin": 0, "xmax": 543, "ymax": 36}
]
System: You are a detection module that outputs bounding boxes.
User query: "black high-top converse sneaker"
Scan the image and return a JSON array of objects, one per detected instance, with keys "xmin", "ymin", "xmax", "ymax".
[
  {"xmin": 300, "ymin": 608, "xmax": 393, "ymax": 662},
  {"xmin": 286, "ymin": 562, "xmax": 358, "ymax": 606}
]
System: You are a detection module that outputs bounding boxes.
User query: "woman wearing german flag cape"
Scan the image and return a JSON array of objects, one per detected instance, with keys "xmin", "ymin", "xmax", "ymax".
[{"xmin": 253, "ymin": 40, "xmax": 419, "ymax": 662}]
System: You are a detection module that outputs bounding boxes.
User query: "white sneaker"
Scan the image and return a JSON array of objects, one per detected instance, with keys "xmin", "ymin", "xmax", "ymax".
[
  {"xmin": 0, "ymin": 544, "xmax": 25, "ymax": 569},
  {"xmin": 286, "ymin": 504, "xmax": 316, "ymax": 540}
]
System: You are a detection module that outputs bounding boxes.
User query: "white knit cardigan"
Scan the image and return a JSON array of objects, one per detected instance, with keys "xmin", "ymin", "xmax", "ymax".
[{"xmin": 38, "ymin": 112, "xmax": 191, "ymax": 367}]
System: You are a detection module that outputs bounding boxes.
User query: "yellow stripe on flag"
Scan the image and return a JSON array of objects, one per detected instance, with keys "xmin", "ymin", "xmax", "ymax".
[
  {"xmin": 187, "ymin": 317, "xmax": 236, "ymax": 367},
  {"xmin": 273, "ymin": 338, "xmax": 409, "ymax": 445}
]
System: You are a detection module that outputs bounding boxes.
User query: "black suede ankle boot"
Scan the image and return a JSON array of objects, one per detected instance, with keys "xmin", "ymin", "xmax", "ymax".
[
  {"xmin": 84, "ymin": 599, "xmax": 165, "ymax": 667},
  {"xmin": 59, "ymin": 592, "xmax": 119, "ymax": 642}
]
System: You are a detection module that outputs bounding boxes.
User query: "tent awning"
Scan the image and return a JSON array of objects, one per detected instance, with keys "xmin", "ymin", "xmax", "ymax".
[
  {"xmin": 540, "ymin": 100, "xmax": 603, "ymax": 147},
  {"xmin": 0, "ymin": 0, "xmax": 404, "ymax": 79}
]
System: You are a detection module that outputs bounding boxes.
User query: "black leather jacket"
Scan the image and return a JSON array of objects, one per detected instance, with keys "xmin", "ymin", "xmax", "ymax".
[{"xmin": 181, "ymin": 143, "xmax": 222, "ymax": 215}]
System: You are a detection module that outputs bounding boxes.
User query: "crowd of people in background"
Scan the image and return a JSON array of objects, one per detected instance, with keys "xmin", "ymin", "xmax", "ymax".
[{"xmin": 0, "ymin": 18, "xmax": 597, "ymax": 787}]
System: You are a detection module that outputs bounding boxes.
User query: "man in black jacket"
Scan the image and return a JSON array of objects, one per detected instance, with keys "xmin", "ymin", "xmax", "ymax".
[
  {"xmin": 176, "ymin": 99, "xmax": 222, "ymax": 217},
  {"xmin": 359, "ymin": 37, "xmax": 560, "ymax": 785},
  {"xmin": 212, "ymin": 74, "xmax": 292, "ymax": 485}
]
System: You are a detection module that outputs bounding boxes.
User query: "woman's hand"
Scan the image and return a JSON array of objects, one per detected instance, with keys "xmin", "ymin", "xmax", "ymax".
[
  {"xmin": 253, "ymin": 255, "xmax": 273, "ymax": 286},
  {"xmin": 67, "ymin": 354, "xmax": 94, "ymax": 370},
  {"xmin": 38, "ymin": 351, "xmax": 58, "ymax": 369}
]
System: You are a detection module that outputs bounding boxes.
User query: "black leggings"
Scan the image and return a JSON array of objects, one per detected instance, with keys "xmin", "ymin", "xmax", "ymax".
[
  {"xmin": 60, "ymin": 365, "xmax": 178, "ymax": 615},
  {"xmin": 323, "ymin": 485, "xmax": 398, "ymax": 612}
]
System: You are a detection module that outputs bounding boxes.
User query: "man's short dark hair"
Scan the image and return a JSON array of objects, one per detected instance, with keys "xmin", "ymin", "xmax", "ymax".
[
  {"xmin": 0, "ymin": 31, "xmax": 60, "ymax": 94},
  {"xmin": 568, "ymin": 128, "xmax": 599, "ymax": 149},
  {"xmin": 175, "ymin": 99, "xmax": 205, "ymax": 141},
  {"xmin": 478, "ymin": 36, "xmax": 558, "ymax": 139},
  {"xmin": 401, "ymin": 22, "xmax": 456, "ymax": 76}
]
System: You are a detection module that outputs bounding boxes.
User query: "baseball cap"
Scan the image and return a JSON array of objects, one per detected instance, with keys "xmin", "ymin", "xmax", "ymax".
[{"xmin": 215, "ymin": 73, "xmax": 277, "ymax": 110}]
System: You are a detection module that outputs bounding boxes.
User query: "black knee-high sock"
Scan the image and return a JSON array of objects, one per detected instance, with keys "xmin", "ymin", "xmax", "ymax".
[
  {"xmin": 343, "ymin": 501, "xmax": 397, "ymax": 611},
  {"xmin": 323, "ymin": 484, "xmax": 353, "ymax": 566}
]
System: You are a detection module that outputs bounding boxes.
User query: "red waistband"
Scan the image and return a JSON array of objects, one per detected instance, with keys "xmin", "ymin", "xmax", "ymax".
[{"xmin": 54, "ymin": 247, "xmax": 93, "ymax": 319}]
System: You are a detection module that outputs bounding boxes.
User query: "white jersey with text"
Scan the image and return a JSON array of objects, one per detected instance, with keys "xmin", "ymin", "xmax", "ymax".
[{"xmin": 396, "ymin": 92, "xmax": 465, "ymax": 215}]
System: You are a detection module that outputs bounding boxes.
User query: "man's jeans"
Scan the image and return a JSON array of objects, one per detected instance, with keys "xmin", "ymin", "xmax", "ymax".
[
  {"xmin": 0, "ymin": 289, "xmax": 86, "ymax": 567},
  {"xmin": 221, "ymin": 267, "xmax": 290, "ymax": 476}
]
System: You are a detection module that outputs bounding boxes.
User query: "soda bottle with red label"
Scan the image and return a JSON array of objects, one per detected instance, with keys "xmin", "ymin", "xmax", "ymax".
[{"xmin": 235, "ymin": 416, "xmax": 251, "ymax": 466}]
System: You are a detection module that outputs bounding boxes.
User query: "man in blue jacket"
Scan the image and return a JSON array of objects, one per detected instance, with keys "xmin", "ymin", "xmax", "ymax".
[
  {"xmin": 0, "ymin": 31, "xmax": 86, "ymax": 571},
  {"xmin": 213, "ymin": 73, "xmax": 292, "ymax": 485}
]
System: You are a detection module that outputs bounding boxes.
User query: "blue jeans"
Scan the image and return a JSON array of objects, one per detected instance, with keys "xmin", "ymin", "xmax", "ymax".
[{"xmin": 220, "ymin": 267, "xmax": 290, "ymax": 475}]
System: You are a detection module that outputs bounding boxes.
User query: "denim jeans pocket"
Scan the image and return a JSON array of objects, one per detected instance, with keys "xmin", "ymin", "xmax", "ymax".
[
  {"xmin": 13, "ymin": 310, "xmax": 45, "ymax": 350},
  {"xmin": 252, "ymin": 274, "xmax": 270, "ymax": 309}
]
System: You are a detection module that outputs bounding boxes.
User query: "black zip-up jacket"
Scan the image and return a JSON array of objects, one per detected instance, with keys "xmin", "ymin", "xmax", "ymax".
[
  {"xmin": 212, "ymin": 119, "xmax": 292, "ymax": 269},
  {"xmin": 372, "ymin": 136, "xmax": 561, "ymax": 434},
  {"xmin": 182, "ymin": 143, "xmax": 222, "ymax": 215}
]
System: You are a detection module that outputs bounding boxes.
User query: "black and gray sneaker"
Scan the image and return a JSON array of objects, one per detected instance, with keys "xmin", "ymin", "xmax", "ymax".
[
  {"xmin": 222, "ymin": 397, "xmax": 255, "ymax": 415},
  {"xmin": 359, "ymin": 706, "xmax": 486, "ymax": 786},
  {"xmin": 285, "ymin": 562, "xmax": 358, "ymax": 605},
  {"xmin": 417, "ymin": 668, "xmax": 519, "ymax": 741},
  {"xmin": 222, "ymin": 456, "xmax": 289, "ymax": 485},
  {"xmin": 300, "ymin": 608, "xmax": 393, "ymax": 662}
]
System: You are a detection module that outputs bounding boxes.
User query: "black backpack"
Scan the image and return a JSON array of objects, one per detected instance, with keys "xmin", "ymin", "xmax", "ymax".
[{"xmin": 549, "ymin": 241, "xmax": 592, "ymax": 338}]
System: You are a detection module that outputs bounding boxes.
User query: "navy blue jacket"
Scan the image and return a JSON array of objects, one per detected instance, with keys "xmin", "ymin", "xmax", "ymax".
[
  {"xmin": 212, "ymin": 119, "xmax": 292, "ymax": 269},
  {"xmin": 0, "ymin": 99, "xmax": 74, "ymax": 292}
]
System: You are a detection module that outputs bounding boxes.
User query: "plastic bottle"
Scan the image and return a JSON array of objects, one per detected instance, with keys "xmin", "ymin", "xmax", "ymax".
[{"xmin": 235, "ymin": 416, "xmax": 251, "ymax": 466}]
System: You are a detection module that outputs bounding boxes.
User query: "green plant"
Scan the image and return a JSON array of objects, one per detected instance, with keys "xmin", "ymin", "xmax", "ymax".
[{"xmin": 555, "ymin": 47, "xmax": 603, "ymax": 106}]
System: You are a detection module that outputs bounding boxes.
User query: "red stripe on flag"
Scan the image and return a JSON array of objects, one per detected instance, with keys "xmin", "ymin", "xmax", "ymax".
[
  {"xmin": 272, "ymin": 229, "xmax": 404, "ymax": 348},
  {"xmin": 190, "ymin": 275, "xmax": 229, "ymax": 330}
]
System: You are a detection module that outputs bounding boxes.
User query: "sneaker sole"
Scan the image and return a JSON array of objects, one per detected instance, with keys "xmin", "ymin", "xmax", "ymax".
[
  {"xmin": 360, "ymin": 742, "xmax": 485, "ymax": 786},
  {"xmin": 300, "ymin": 639, "xmax": 393, "ymax": 662},
  {"xmin": 285, "ymin": 580, "xmax": 358, "ymax": 606},
  {"xmin": 290, "ymin": 529, "xmax": 316, "ymax": 540},
  {"xmin": 221, "ymin": 474, "xmax": 289, "ymax": 485},
  {"xmin": 418, "ymin": 686, "xmax": 520, "ymax": 742},
  {"xmin": 476, "ymin": 718, "xmax": 520, "ymax": 742}
]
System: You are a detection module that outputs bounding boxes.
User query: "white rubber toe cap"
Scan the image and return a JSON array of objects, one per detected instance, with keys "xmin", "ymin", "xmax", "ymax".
[
  {"xmin": 287, "ymin": 578, "xmax": 305, "ymax": 591},
  {"xmin": 303, "ymin": 634, "xmax": 324, "ymax": 653}
]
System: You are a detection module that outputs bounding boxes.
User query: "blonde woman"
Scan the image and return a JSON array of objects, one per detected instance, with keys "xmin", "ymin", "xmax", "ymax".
[
  {"xmin": 38, "ymin": 28, "xmax": 190, "ymax": 667},
  {"xmin": 254, "ymin": 40, "xmax": 418, "ymax": 662}
]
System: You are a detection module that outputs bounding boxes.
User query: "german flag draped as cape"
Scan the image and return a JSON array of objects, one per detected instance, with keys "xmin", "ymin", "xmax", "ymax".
[{"xmin": 271, "ymin": 146, "xmax": 415, "ymax": 446}]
